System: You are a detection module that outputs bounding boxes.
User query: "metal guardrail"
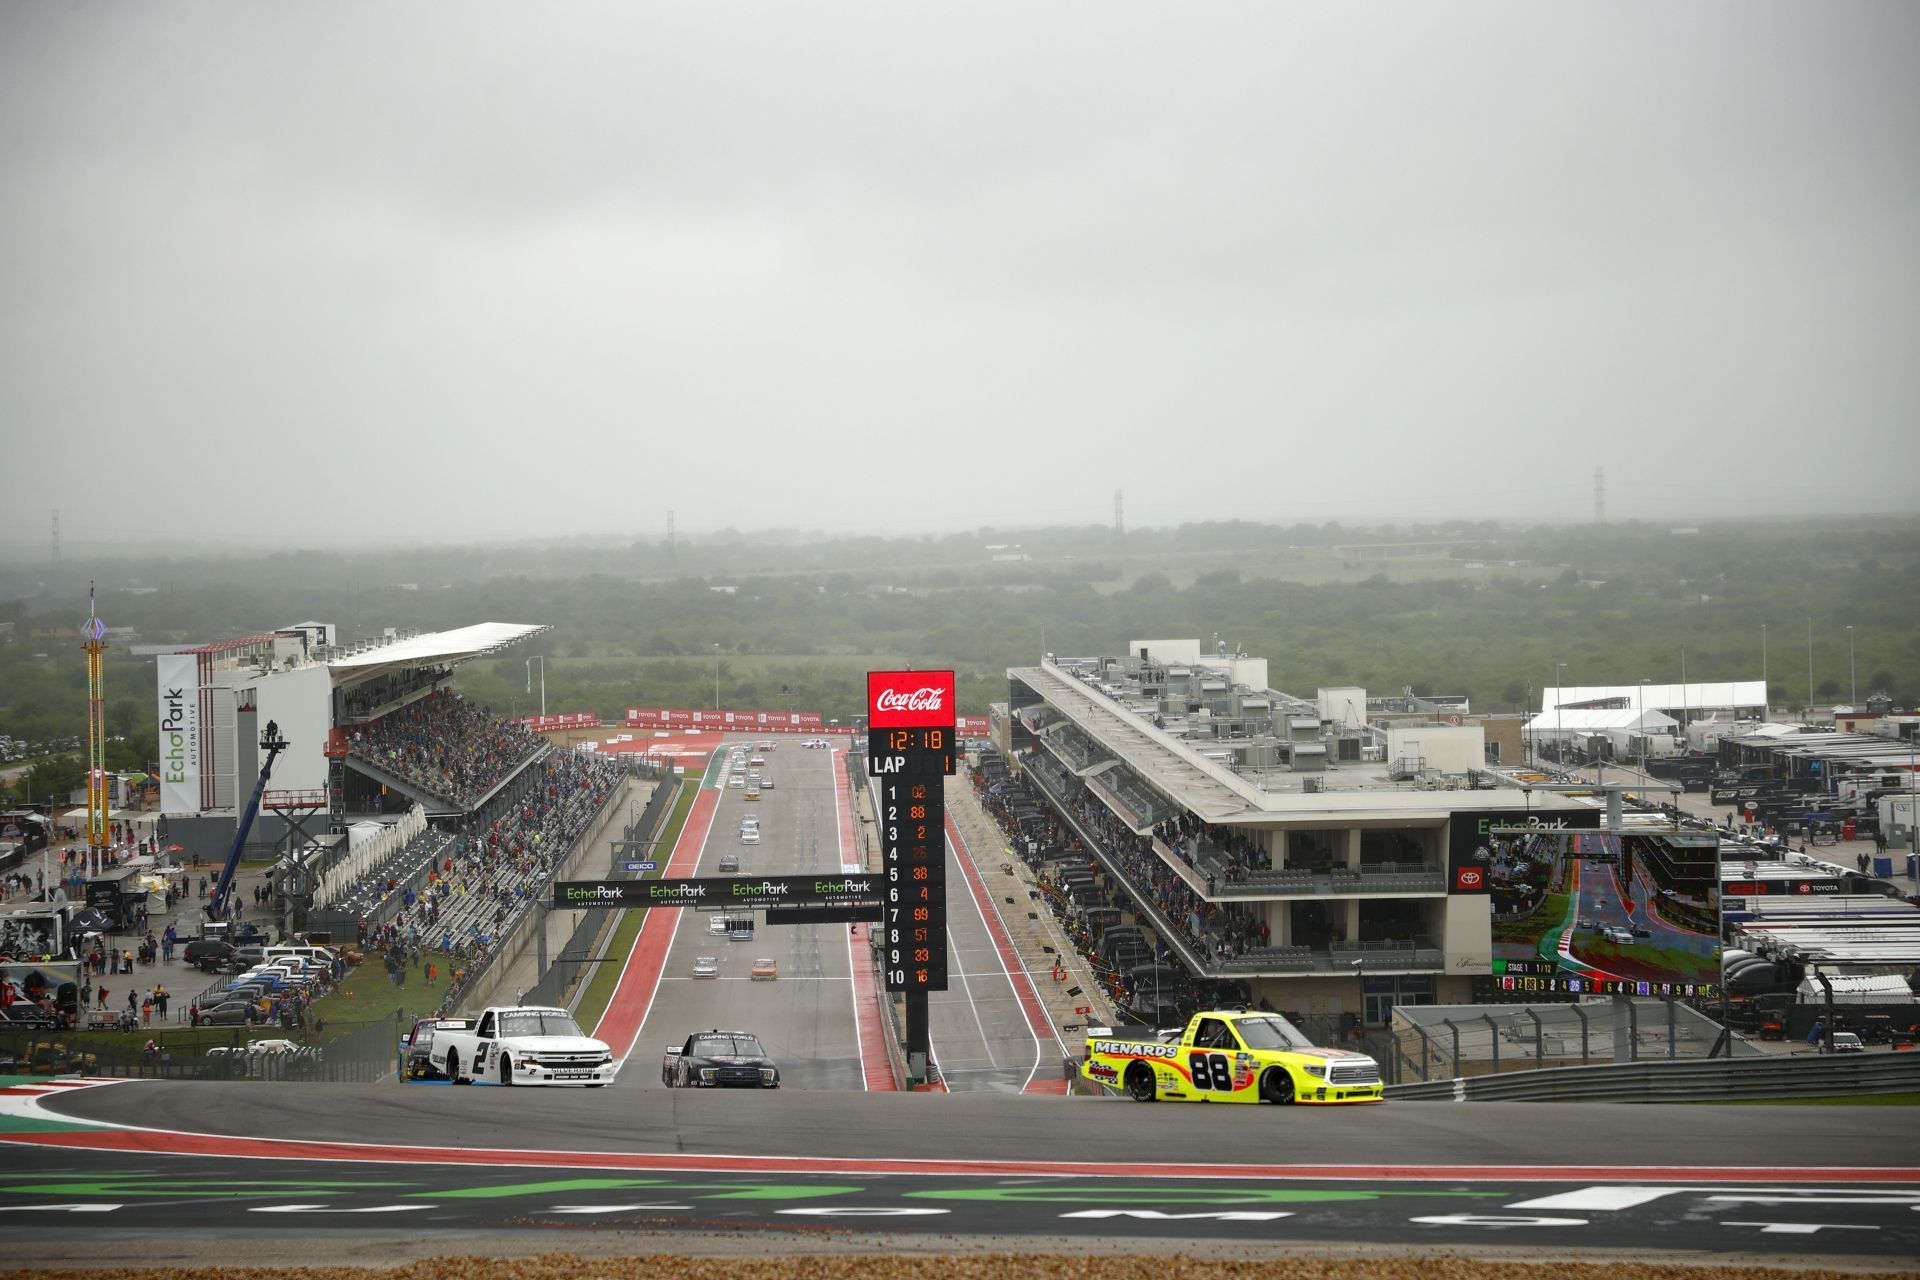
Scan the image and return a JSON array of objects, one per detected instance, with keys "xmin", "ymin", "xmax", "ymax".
[
  {"xmin": 1387, "ymin": 1051, "xmax": 1920, "ymax": 1102},
  {"xmin": 0, "ymin": 1015, "xmax": 402, "ymax": 1084}
]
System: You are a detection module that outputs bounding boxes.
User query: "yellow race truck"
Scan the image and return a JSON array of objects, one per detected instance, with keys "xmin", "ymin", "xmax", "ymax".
[{"xmin": 1082, "ymin": 1009, "xmax": 1383, "ymax": 1105}]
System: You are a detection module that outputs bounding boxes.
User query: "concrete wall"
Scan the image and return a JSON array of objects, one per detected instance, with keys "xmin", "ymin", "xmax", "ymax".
[
  {"xmin": 1386, "ymin": 724, "xmax": 1486, "ymax": 775},
  {"xmin": 1442, "ymin": 894, "xmax": 1492, "ymax": 973},
  {"xmin": 1129, "ymin": 638, "xmax": 1202, "ymax": 665},
  {"xmin": 1318, "ymin": 686, "xmax": 1367, "ymax": 728}
]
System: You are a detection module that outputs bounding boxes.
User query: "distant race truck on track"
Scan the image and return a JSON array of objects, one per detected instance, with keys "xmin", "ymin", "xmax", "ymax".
[{"xmin": 1082, "ymin": 1009, "xmax": 1383, "ymax": 1105}]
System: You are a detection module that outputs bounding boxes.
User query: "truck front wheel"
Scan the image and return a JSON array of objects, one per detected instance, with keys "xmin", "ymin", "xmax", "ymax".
[
  {"xmin": 499, "ymin": 1055, "xmax": 514, "ymax": 1086},
  {"xmin": 1125, "ymin": 1063, "xmax": 1157, "ymax": 1102},
  {"xmin": 1259, "ymin": 1067, "xmax": 1295, "ymax": 1105}
]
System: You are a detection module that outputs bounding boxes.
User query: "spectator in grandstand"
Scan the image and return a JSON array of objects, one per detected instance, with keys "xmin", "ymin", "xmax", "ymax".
[{"xmin": 352, "ymin": 689, "xmax": 542, "ymax": 808}]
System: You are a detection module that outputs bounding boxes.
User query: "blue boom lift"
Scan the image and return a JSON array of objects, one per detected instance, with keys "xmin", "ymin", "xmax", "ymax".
[{"xmin": 205, "ymin": 720, "xmax": 288, "ymax": 924}]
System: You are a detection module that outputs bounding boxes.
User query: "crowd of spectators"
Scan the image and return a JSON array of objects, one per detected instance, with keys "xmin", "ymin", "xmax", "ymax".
[
  {"xmin": 350, "ymin": 690, "xmax": 542, "ymax": 808},
  {"xmin": 360, "ymin": 749, "xmax": 624, "ymax": 987},
  {"xmin": 340, "ymin": 667, "xmax": 452, "ymax": 719},
  {"xmin": 1038, "ymin": 774, "xmax": 1272, "ymax": 966},
  {"xmin": 1153, "ymin": 813, "xmax": 1272, "ymax": 879}
]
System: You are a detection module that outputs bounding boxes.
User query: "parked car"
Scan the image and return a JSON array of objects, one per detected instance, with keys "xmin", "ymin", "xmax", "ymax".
[
  {"xmin": 751, "ymin": 957, "xmax": 778, "ymax": 981},
  {"xmin": 692, "ymin": 955, "xmax": 720, "ymax": 979},
  {"xmin": 1830, "ymin": 1032, "xmax": 1866, "ymax": 1053},
  {"xmin": 183, "ymin": 938, "xmax": 235, "ymax": 965},
  {"xmin": 193, "ymin": 1000, "xmax": 258, "ymax": 1027},
  {"xmin": 717, "ymin": 854, "xmax": 741, "ymax": 873},
  {"xmin": 760, "ymin": 776, "xmax": 776, "ymax": 791}
]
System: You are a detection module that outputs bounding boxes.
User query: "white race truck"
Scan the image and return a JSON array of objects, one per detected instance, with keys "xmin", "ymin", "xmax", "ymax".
[{"xmin": 430, "ymin": 1005, "xmax": 617, "ymax": 1087}]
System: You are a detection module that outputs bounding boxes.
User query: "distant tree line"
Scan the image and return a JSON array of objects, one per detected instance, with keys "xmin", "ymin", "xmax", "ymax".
[{"xmin": 2, "ymin": 517, "xmax": 1915, "ymax": 743}]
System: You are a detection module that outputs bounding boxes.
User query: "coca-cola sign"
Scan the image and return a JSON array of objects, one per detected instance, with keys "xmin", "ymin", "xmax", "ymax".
[{"xmin": 867, "ymin": 669, "xmax": 957, "ymax": 729}]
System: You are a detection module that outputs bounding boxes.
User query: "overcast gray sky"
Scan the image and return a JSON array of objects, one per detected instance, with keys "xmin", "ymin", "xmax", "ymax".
[{"xmin": 3, "ymin": 2, "xmax": 1916, "ymax": 549}]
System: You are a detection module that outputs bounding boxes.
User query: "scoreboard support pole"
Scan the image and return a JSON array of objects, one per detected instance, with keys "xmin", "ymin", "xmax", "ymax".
[{"xmin": 905, "ymin": 990, "xmax": 930, "ymax": 1083}]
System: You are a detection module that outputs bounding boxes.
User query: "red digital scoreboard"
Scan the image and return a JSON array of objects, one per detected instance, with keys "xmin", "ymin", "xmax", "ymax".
[{"xmin": 867, "ymin": 670, "xmax": 955, "ymax": 993}]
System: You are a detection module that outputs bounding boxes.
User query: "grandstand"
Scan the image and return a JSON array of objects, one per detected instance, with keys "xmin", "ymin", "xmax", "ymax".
[
  {"xmin": 147, "ymin": 620, "xmax": 639, "ymax": 963},
  {"xmin": 148, "ymin": 621, "xmax": 551, "ymax": 821}
]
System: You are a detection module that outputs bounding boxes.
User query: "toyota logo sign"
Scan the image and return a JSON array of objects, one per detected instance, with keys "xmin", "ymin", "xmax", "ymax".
[{"xmin": 1456, "ymin": 867, "xmax": 1484, "ymax": 890}]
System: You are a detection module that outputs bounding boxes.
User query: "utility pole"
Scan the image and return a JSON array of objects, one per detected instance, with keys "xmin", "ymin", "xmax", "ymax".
[{"xmin": 1807, "ymin": 617, "xmax": 1814, "ymax": 717}]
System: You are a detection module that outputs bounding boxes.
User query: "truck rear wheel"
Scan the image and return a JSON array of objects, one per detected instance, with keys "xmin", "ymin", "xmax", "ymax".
[
  {"xmin": 1125, "ymin": 1062, "xmax": 1157, "ymax": 1102},
  {"xmin": 447, "ymin": 1051, "xmax": 468, "ymax": 1084},
  {"xmin": 1259, "ymin": 1067, "xmax": 1295, "ymax": 1105}
]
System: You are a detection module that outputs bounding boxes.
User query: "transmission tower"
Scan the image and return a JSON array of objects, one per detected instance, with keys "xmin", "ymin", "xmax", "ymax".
[
  {"xmin": 666, "ymin": 509, "xmax": 676, "ymax": 576},
  {"xmin": 1593, "ymin": 468, "xmax": 1605, "ymax": 524},
  {"xmin": 1114, "ymin": 489, "xmax": 1124, "ymax": 544}
]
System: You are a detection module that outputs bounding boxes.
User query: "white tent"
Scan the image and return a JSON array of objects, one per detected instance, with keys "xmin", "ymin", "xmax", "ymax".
[
  {"xmin": 1523, "ymin": 708, "xmax": 1680, "ymax": 740},
  {"xmin": 1541, "ymin": 682, "xmax": 1768, "ymax": 715}
]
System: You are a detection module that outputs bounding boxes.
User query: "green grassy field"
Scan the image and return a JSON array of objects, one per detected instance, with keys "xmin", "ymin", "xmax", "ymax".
[{"xmin": 11, "ymin": 947, "xmax": 459, "ymax": 1060}]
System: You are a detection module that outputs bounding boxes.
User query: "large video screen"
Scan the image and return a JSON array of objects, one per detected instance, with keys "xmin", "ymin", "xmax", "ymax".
[{"xmin": 1478, "ymin": 827, "xmax": 1720, "ymax": 998}]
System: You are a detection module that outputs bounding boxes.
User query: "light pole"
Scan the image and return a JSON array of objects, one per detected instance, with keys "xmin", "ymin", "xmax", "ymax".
[
  {"xmin": 525, "ymin": 656, "xmax": 545, "ymax": 717},
  {"xmin": 1639, "ymin": 679, "xmax": 1652, "ymax": 779},
  {"xmin": 1846, "ymin": 625, "xmax": 1856, "ymax": 706},
  {"xmin": 1760, "ymin": 622, "xmax": 1768, "ymax": 713},
  {"xmin": 1807, "ymin": 617, "xmax": 1814, "ymax": 719},
  {"xmin": 1554, "ymin": 662, "xmax": 1567, "ymax": 765},
  {"xmin": 713, "ymin": 644, "xmax": 721, "ymax": 711}
]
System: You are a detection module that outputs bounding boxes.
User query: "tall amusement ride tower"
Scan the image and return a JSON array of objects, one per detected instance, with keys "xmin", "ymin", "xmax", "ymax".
[{"xmin": 83, "ymin": 584, "xmax": 109, "ymax": 877}]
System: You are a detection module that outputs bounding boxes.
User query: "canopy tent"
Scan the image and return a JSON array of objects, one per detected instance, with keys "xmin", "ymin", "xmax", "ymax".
[
  {"xmin": 1541, "ymin": 681, "xmax": 1768, "ymax": 715},
  {"xmin": 1523, "ymin": 708, "xmax": 1680, "ymax": 739}
]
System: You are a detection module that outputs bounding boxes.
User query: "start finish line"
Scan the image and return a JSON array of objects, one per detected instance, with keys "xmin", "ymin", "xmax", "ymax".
[{"xmin": 552, "ymin": 875, "xmax": 880, "ymax": 911}]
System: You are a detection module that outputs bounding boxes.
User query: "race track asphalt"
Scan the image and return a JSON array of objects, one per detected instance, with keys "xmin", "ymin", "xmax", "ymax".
[
  {"xmin": 617, "ymin": 745, "xmax": 867, "ymax": 1093},
  {"xmin": 7, "ymin": 1080, "xmax": 1920, "ymax": 1266}
]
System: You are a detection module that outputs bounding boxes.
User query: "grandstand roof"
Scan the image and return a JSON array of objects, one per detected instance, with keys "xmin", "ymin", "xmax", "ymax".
[{"xmin": 326, "ymin": 622, "xmax": 550, "ymax": 674}]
